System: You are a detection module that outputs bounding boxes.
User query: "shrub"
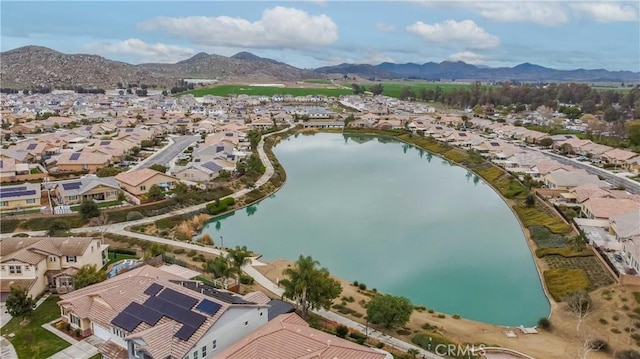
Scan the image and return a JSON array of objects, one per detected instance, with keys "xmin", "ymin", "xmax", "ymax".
[
  {"xmin": 74, "ymin": 329, "xmax": 81, "ymax": 337},
  {"xmin": 173, "ymin": 248, "xmax": 186, "ymax": 255},
  {"xmin": 589, "ymin": 339, "xmax": 608, "ymax": 352},
  {"xmin": 536, "ymin": 247, "xmax": 593, "ymax": 258},
  {"xmin": 335, "ymin": 325, "xmax": 348, "ymax": 338},
  {"xmin": 437, "ymin": 314, "xmax": 446, "ymax": 319},
  {"xmin": 376, "ymin": 342, "xmax": 385, "ymax": 349},
  {"xmin": 543, "ymin": 268, "xmax": 589, "ymax": 301},
  {"xmin": 126, "ymin": 211, "xmax": 144, "ymax": 221},
  {"xmin": 612, "ymin": 328, "xmax": 622, "ymax": 334},
  {"xmin": 396, "ymin": 329, "xmax": 411, "ymax": 336},
  {"xmin": 188, "ymin": 250, "xmax": 197, "ymax": 257},
  {"xmin": 452, "ymin": 314, "xmax": 461, "ymax": 319},
  {"xmin": 110, "ymin": 247, "xmax": 137, "ymax": 255},
  {"xmin": 538, "ymin": 317, "xmax": 551, "ymax": 329},
  {"xmin": 427, "ymin": 309, "xmax": 434, "ymax": 314},
  {"xmin": 47, "ymin": 219, "xmax": 71, "ymax": 236},
  {"xmin": 240, "ymin": 274, "xmax": 254, "ymax": 285},
  {"xmin": 65, "ymin": 323, "xmax": 71, "ymax": 331},
  {"xmin": 616, "ymin": 350, "xmax": 640, "ymax": 359},
  {"xmin": 358, "ymin": 283, "xmax": 367, "ymax": 291},
  {"xmin": 0, "ymin": 219, "xmax": 21, "ymax": 233},
  {"xmin": 353, "ymin": 281, "xmax": 359, "ymax": 287}
]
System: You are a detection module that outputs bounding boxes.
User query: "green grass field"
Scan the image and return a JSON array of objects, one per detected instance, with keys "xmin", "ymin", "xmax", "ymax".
[
  {"xmin": 184, "ymin": 85, "xmax": 352, "ymax": 98},
  {"xmin": 182, "ymin": 81, "xmax": 489, "ymax": 98}
]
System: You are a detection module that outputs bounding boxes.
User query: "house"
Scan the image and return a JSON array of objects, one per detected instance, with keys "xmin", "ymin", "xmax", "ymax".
[
  {"xmin": 610, "ymin": 211, "xmax": 640, "ymax": 272},
  {"xmin": 601, "ymin": 148, "xmax": 639, "ymax": 167},
  {"xmin": 581, "ymin": 197, "xmax": 640, "ymax": 220},
  {"xmin": 115, "ymin": 168, "xmax": 179, "ymax": 196},
  {"xmin": 57, "ymin": 268, "xmax": 269, "ymax": 359},
  {"xmin": 173, "ymin": 161, "xmax": 232, "ymax": 183},
  {"xmin": 52, "ymin": 175, "xmax": 121, "ymax": 205},
  {"xmin": 543, "ymin": 169, "xmax": 610, "ymax": 190},
  {"xmin": 215, "ymin": 312, "xmax": 392, "ymax": 359},
  {"xmin": 0, "ymin": 182, "xmax": 41, "ymax": 212},
  {"xmin": 0, "ymin": 237, "xmax": 108, "ymax": 301},
  {"xmin": 57, "ymin": 152, "xmax": 111, "ymax": 173}
]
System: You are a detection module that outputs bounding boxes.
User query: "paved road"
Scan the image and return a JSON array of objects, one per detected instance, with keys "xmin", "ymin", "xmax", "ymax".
[
  {"xmin": 532, "ymin": 148, "xmax": 640, "ymax": 194},
  {"xmin": 136, "ymin": 135, "xmax": 199, "ymax": 170}
]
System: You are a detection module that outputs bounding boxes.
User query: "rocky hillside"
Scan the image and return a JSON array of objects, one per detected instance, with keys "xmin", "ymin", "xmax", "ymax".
[{"xmin": 0, "ymin": 46, "xmax": 319, "ymax": 89}]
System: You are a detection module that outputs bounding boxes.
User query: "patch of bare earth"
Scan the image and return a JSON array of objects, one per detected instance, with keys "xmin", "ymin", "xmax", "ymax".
[{"xmin": 256, "ymin": 259, "xmax": 631, "ymax": 359}]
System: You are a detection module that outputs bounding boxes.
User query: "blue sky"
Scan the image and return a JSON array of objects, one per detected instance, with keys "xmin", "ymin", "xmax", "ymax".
[{"xmin": 1, "ymin": 1, "xmax": 639, "ymax": 71}]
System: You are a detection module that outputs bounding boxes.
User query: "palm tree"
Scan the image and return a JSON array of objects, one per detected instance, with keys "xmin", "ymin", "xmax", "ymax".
[
  {"xmin": 202, "ymin": 257, "xmax": 235, "ymax": 289},
  {"xmin": 279, "ymin": 255, "xmax": 320, "ymax": 319},
  {"xmin": 226, "ymin": 246, "xmax": 251, "ymax": 291}
]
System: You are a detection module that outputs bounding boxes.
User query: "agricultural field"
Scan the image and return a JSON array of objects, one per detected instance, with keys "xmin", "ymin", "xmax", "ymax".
[
  {"xmin": 375, "ymin": 82, "xmax": 494, "ymax": 98},
  {"xmin": 184, "ymin": 84, "xmax": 351, "ymax": 98}
]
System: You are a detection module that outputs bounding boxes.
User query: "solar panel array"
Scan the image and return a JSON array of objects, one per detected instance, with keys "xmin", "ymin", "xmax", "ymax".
[
  {"xmin": 458, "ymin": 132, "xmax": 467, "ymax": 137},
  {"xmin": 158, "ymin": 288, "xmax": 198, "ymax": 309},
  {"xmin": 62, "ymin": 182, "xmax": 82, "ymax": 191},
  {"xmin": 69, "ymin": 153, "xmax": 81, "ymax": 161},
  {"xmin": 0, "ymin": 186, "xmax": 36, "ymax": 199},
  {"xmin": 0, "ymin": 160, "xmax": 3, "ymax": 168},
  {"xmin": 110, "ymin": 284, "xmax": 223, "ymax": 341},
  {"xmin": 144, "ymin": 283, "xmax": 163, "ymax": 296},
  {"xmin": 195, "ymin": 299, "xmax": 221, "ymax": 316},
  {"xmin": 26, "ymin": 143, "xmax": 38, "ymax": 150},
  {"xmin": 490, "ymin": 142, "xmax": 500, "ymax": 147},
  {"xmin": 100, "ymin": 141, "xmax": 111, "ymax": 146}
]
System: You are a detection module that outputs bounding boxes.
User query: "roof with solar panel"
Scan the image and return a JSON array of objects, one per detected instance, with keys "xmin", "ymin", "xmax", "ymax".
[{"xmin": 0, "ymin": 182, "xmax": 40, "ymax": 200}]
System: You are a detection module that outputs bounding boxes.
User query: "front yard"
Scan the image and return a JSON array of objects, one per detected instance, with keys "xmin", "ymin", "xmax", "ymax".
[{"xmin": 0, "ymin": 295, "xmax": 70, "ymax": 358}]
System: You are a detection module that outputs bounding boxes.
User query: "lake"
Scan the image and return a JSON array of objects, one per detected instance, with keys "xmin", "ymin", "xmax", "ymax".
[{"xmin": 201, "ymin": 133, "xmax": 550, "ymax": 326}]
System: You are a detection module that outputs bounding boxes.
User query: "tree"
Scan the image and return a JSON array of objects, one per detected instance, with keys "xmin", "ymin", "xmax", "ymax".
[
  {"xmin": 366, "ymin": 294, "xmax": 413, "ymax": 329},
  {"xmin": 96, "ymin": 166, "xmax": 123, "ymax": 177},
  {"xmin": 89, "ymin": 212, "xmax": 110, "ymax": 241},
  {"xmin": 6, "ymin": 286, "xmax": 35, "ymax": 318},
  {"xmin": 351, "ymin": 84, "xmax": 364, "ymax": 95},
  {"xmin": 78, "ymin": 200, "xmax": 100, "ymax": 220},
  {"xmin": 603, "ymin": 106, "xmax": 620, "ymax": 122},
  {"xmin": 147, "ymin": 184, "xmax": 165, "ymax": 201},
  {"xmin": 47, "ymin": 219, "xmax": 70, "ymax": 236},
  {"xmin": 628, "ymin": 120, "xmax": 640, "ymax": 146},
  {"xmin": 566, "ymin": 290, "xmax": 592, "ymax": 331},
  {"xmin": 280, "ymin": 255, "xmax": 342, "ymax": 319},
  {"xmin": 525, "ymin": 193, "xmax": 536, "ymax": 207},
  {"xmin": 72, "ymin": 264, "xmax": 107, "ymax": 289},
  {"xmin": 539, "ymin": 137, "xmax": 553, "ymax": 148},
  {"xmin": 399, "ymin": 86, "xmax": 415, "ymax": 100},
  {"xmin": 145, "ymin": 243, "xmax": 166, "ymax": 259},
  {"xmin": 149, "ymin": 164, "xmax": 168, "ymax": 173},
  {"xmin": 370, "ymin": 83, "xmax": 384, "ymax": 96},
  {"xmin": 335, "ymin": 325, "xmax": 348, "ymax": 338},
  {"xmin": 227, "ymin": 245, "xmax": 251, "ymax": 291}
]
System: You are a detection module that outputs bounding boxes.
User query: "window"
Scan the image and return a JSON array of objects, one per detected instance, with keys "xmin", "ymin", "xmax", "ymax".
[
  {"xmin": 26, "ymin": 199, "xmax": 36, "ymax": 204},
  {"xmin": 69, "ymin": 195, "xmax": 78, "ymax": 201},
  {"xmin": 0, "ymin": 266, "xmax": 4, "ymax": 271},
  {"xmin": 140, "ymin": 185, "xmax": 146, "ymax": 191},
  {"xmin": 50, "ymin": 256, "xmax": 57, "ymax": 262},
  {"xmin": 70, "ymin": 314, "xmax": 80, "ymax": 326},
  {"xmin": 9, "ymin": 266, "xmax": 21, "ymax": 274},
  {"xmin": 202, "ymin": 346, "xmax": 206, "ymax": 357},
  {"xmin": 66, "ymin": 256, "xmax": 77, "ymax": 263},
  {"xmin": 62, "ymin": 307, "xmax": 68, "ymax": 316},
  {"xmin": 193, "ymin": 350, "xmax": 198, "ymax": 359},
  {"xmin": 25, "ymin": 265, "xmax": 30, "ymax": 270},
  {"xmin": 113, "ymin": 327, "xmax": 126, "ymax": 338},
  {"xmin": 212, "ymin": 339, "xmax": 217, "ymax": 350},
  {"xmin": 0, "ymin": 201, "xmax": 7, "ymax": 207}
]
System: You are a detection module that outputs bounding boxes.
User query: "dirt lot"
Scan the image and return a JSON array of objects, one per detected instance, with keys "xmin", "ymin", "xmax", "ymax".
[{"xmin": 257, "ymin": 258, "xmax": 635, "ymax": 359}]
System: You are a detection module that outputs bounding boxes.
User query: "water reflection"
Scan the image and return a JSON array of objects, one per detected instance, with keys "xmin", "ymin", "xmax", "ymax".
[{"xmin": 246, "ymin": 205, "xmax": 258, "ymax": 216}]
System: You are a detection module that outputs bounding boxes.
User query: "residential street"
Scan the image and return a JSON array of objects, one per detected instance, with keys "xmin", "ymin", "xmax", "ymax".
[
  {"xmin": 135, "ymin": 135, "xmax": 199, "ymax": 170},
  {"xmin": 533, "ymin": 149, "xmax": 640, "ymax": 194}
]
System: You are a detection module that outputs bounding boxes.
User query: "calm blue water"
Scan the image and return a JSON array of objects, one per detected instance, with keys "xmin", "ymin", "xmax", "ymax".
[{"xmin": 201, "ymin": 133, "xmax": 550, "ymax": 326}]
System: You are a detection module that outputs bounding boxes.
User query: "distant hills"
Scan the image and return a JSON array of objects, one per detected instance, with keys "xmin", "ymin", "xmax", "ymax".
[
  {"xmin": 316, "ymin": 61, "xmax": 640, "ymax": 83},
  {"xmin": 0, "ymin": 45, "xmax": 638, "ymax": 89},
  {"xmin": 0, "ymin": 46, "xmax": 318, "ymax": 89}
]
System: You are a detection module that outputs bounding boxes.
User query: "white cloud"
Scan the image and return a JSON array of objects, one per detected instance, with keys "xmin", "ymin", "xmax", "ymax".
[
  {"xmin": 448, "ymin": 51, "xmax": 489, "ymax": 64},
  {"xmin": 571, "ymin": 2, "xmax": 639, "ymax": 23},
  {"xmin": 406, "ymin": 20, "xmax": 499, "ymax": 49},
  {"xmin": 375, "ymin": 23, "xmax": 396, "ymax": 32},
  {"xmin": 420, "ymin": 1, "xmax": 568, "ymax": 26},
  {"xmin": 139, "ymin": 6, "xmax": 338, "ymax": 50},
  {"xmin": 84, "ymin": 39, "xmax": 195, "ymax": 63}
]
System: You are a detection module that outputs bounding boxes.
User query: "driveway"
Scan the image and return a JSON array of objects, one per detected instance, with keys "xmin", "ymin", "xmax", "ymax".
[{"xmin": 136, "ymin": 135, "xmax": 199, "ymax": 170}]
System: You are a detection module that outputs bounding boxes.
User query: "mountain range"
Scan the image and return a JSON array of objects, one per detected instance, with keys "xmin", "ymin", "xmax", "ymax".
[{"xmin": 0, "ymin": 45, "xmax": 638, "ymax": 89}]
